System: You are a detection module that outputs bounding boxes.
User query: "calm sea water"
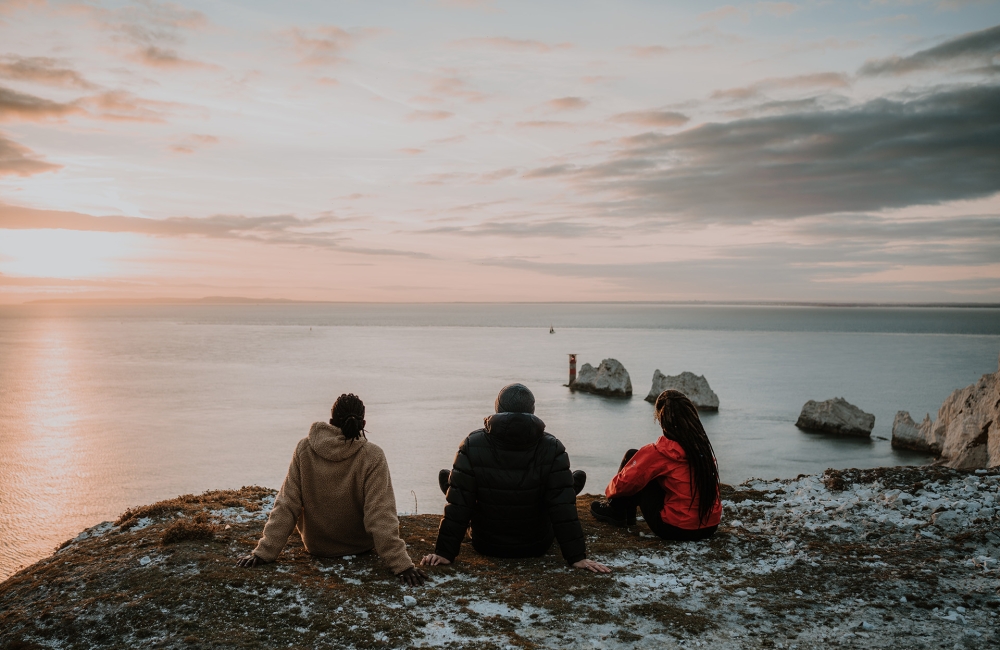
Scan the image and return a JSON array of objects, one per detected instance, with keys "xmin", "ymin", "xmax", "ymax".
[{"xmin": 1, "ymin": 303, "xmax": 999, "ymax": 580}]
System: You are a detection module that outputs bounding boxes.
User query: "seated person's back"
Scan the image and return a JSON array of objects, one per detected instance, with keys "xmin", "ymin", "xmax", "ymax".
[
  {"xmin": 429, "ymin": 384, "xmax": 606, "ymax": 572},
  {"xmin": 440, "ymin": 409, "xmax": 582, "ymax": 559},
  {"xmin": 236, "ymin": 393, "xmax": 426, "ymax": 585}
]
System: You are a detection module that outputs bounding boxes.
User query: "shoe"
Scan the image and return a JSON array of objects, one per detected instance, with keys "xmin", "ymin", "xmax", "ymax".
[
  {"xmin": 438, "ymin": 469, "xmax": 450, "ymax": 495},
  {"xmin": 590, "ymin": 499, "xmax": 636, "ymax": 527}
]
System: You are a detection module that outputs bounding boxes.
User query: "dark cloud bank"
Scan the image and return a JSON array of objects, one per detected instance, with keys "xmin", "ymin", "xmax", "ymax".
[
  {"xmin": 860, "ymin": 23, "xmax": 1000, "ymax": 77},
  {"xmin": 535, "ymin": 84, "xmax": 1000, "ymax": 219}
]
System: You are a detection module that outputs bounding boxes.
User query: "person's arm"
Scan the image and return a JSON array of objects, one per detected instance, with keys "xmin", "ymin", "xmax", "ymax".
[
  {"xmin": 544, "ymin": 440, "xmax": 588, "ymax": 566},
  {"xmin": 241, "ymin": 447, "xmax": 304, "ymax": 565},
  {"xmin": 430, "ymin": 439, "xmax": 476, "ymax": 562},
  {"xmin": 605, "ymin": 444, "xmax": 660, "ymax": 499},
  {"xmin": 361, "ymin": 449, "xmax": 420, "ymax": 579}
]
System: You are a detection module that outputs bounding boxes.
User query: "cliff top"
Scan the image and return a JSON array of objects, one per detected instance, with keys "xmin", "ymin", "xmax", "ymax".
[{"xmin": 1, "ymin": 465, "xmax": 998, "ymax": 649}]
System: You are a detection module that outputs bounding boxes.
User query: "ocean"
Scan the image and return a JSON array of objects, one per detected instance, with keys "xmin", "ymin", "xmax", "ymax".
[{"xmin": 1, "ymin": 302, "xmax": 998, "ymax": 580}]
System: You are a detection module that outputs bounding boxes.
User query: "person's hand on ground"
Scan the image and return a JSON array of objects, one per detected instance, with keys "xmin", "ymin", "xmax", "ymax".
[
  {"xmin": 572, "ymin": 558, "xmax": 611, "ymax": 573},
  {"xmin": 235, "ymin": 553, "xmax": 265, "ymax": 568},
  {"xmin": 419, "ymin": 553, "xmax": 452, "ymax": 566},
  {"xmin": 397, "ymin": 567, "xmax": 429, "ymax": 586}
]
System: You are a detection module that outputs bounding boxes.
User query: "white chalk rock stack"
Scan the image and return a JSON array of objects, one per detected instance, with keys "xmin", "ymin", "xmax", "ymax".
[
  {"xmin": 645, "ymin": 370, "xmax": 720, "ymax": 411},
  {"xmin": 572, "ymin": 358, "xmax": 632, "ymax": 398},
  {"xmin": 795, "ymin": 397, "xmax": 875, "ymax": 438},
  {"xmin": 895, "ymin": 353, "xmax": 999, "ymax": 469},
  {"xmin": 891, "ymin": 411, "xmax": 937, "ymax": 453}
]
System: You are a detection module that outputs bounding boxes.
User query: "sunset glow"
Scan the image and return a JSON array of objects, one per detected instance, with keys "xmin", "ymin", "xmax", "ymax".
[{"xmin": 0, "ymin": 1, "xmax": 998, "ymax": 303}]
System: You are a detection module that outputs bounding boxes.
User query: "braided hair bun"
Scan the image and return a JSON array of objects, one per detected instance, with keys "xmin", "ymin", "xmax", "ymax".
[{"xmin": 330, "ymin": 393, "xmax": 366, "ymax": 441}]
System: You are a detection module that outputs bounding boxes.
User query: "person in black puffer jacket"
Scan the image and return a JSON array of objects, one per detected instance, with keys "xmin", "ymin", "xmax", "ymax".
[{"xmin": 420, "ymin": 384, "xmax": 610, "ymax": 574}]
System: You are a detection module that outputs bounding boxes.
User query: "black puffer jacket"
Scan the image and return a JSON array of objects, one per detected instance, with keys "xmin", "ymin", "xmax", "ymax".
[{"xmin": 434, "ymin": 412, "xmax": 586, "ymax": 564}]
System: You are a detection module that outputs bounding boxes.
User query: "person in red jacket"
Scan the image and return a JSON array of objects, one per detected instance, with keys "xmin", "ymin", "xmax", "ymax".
[{"xmin": 591, "ymin": 389, "xmax": 722, "ymax": 540}]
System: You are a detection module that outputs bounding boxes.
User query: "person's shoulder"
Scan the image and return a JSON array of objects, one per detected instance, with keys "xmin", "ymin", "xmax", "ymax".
[
  {"xmin": 540, "ymin": 432, "xmax": 567, "ymax": 453},
  {"xmin": 463, "ymin": 428, "xmax": 488, "ymax": 447},
  {"xmin": 294, "ymin": 436, "xmax": 311, "ymax": 455},
  {"xmin": 360, "ymin": 438, "xmax": 385, "ymax": 459},
  {"xmin": 653, "ymin": 436, "xmax": 686, "ymax": 460}
]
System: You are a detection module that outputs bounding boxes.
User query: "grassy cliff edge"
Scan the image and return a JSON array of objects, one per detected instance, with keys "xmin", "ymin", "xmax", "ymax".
[{"xmin": 1, "ymin": 466, "xmax": 999, "ymax": 649}]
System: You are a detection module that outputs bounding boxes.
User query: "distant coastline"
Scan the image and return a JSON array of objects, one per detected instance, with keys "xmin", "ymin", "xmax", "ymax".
[{"xmin": 22, "ymin": 297, "xmax": 1000, "ymax": 308}]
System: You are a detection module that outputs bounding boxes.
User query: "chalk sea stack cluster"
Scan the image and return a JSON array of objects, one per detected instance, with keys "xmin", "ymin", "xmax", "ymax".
[
  {"xmin": 891, "ymin": 354, "xmax": 1000, "ymax": 470},
  {"xmin": 645, "ymin": 370, "xmax": 720, "ymax": 411},
  {"xmin": 795, "ymin": 397, "xmax": 877, "ymax": 438},
  {"xmin": 570, "ymin": 359, "xmax": 721, "ymax": 410},
  {"xmin": 568, "ymin": 353, "xmax": 1000, "ymax": 471},
  {"xmin": 571, "ymin": 358, "xmax": 633, "ymax": 398}
]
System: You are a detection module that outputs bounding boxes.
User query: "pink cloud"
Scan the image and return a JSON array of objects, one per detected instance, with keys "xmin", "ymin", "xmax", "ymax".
[
  {"xmin": 0, "ymin": 56, "xmax": 95, "ymax": 89},
  {"xmin": 711, "ymin": 72, "xmax": 851, "ymax": 102},
  {"xmin": 414, "ymin": 76, "xmax": 487, "ymax": 104},
  {"xmin": 169, "ymin": 134, "xmax": 219, "ymax": 154},
  {"xmin": 131, "ymin": 45, "xmax": 217, "ymax": 70},
  {"xmin": 611, "ymin": 110, "xmax": 689, "ymax": 127},
  {"xmin": 544, "ymin": 96, "xmax": 588, "ymax": 112},
  {"xmin": 0, "ymin": 0, "xmax": 48, "ymax": 16},
  {"xmin": 0, "ymin": 132, "xmax": 61, "ymax": 176},
  {"xmin": 406, "ymin": 109, "xmax": 454, "ymax": 121},
  {"xmin": 287, "ymin": 25, "xmax": 380, "ymax": 66},
  {"xmin": 83, "ymin": 91, "xmax": 186, "ymax": 123},
  {"xmin": 76, "ymin": 0, "xmax": 212, "ymax": 68},
  {"xmin": 0, "ymin": 85, "xmax": 81, "ymax": 121}
]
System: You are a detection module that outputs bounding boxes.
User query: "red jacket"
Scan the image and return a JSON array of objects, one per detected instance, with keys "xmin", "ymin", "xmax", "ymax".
[{"xmin": 605, "ymin": 437, "xmax": 722, "ymax": 530}]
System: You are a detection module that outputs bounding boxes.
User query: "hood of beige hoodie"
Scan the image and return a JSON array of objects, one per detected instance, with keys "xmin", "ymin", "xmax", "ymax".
[{"xmin": 307, "ymin": 421, "xmax": 367, "ymax": 461}]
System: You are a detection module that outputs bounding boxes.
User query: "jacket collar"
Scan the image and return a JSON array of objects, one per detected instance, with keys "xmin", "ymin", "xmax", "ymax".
[
  {"xmin": 308, "ymin": 421, "xmax": 367, "ymax": 461},
  {"xmin": 483, "ymin": 412, "xmax": 546, "ymax": 450},
  {"xmin": 655, "ymin": 435, "xmax": 687, "ymax": 460}
]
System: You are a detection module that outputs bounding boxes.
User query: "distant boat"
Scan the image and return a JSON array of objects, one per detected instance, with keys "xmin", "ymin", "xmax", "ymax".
[{"xmin": 549, "ymin": 325, "xmax": 555, "ymax": 334}]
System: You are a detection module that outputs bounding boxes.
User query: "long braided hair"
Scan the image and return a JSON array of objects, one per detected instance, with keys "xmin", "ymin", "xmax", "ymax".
[
  {"xmin": 330, "ymin": 393, "xmax": 366, "ymax": 441},
  {"xmin": 654, "ymin": 389, "xmax": 719, "ymax": 524}
]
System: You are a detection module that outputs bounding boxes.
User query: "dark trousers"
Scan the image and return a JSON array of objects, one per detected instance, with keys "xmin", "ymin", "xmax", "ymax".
[
  {"xmin": 439, "ymin": 469, "xmax": 587, "ymax": 496},
  {"xmin": 610, "ymin": 449, "xmax": 717, "ymax": 542}
]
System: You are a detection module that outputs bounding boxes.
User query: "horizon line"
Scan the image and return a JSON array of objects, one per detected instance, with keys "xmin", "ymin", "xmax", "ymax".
[{"xmin": 18, "ymin": 296, "xmax": 1000, "ymax": 309}]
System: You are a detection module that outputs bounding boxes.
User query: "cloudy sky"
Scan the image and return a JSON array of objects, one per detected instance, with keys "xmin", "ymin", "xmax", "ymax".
[{"xmin": 1, "ymin": 0, "xmax": 998, "ymax": 303}]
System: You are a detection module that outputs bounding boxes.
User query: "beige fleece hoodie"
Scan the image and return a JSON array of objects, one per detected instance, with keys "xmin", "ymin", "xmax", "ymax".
[{"xmin": 252, "ymin": 422, "xmax": 413, "ymax": 574}]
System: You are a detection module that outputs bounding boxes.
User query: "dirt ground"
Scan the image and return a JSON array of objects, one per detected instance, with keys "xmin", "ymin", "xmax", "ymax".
[{"xmin": 1, "ymin": 466, "xmax": 998, "ymax": 649}]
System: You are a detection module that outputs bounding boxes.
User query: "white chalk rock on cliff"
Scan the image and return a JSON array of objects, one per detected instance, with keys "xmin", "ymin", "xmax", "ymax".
[
  {"xmin": 795, "ymin": 397, "xmax": 875, "ymax": 438},
  {"xmin": 892, "ymin": 411, "xmax": 937, "ymax": 453},
  {"xmin": 645, "ymin": 370, "xmax": 720, "ymax": 411},
  {"xmin": 572, "ymin": 358, "xmax": 632, "ymax": 398},
  {"xmin": 903, "ymin": 354, "xmax": 999, "ymax": 470}
]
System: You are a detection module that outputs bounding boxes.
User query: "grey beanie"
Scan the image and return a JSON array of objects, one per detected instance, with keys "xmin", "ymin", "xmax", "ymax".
[{"xmin": 495, "ymin": 383, "xmax": 535, "ymax": 414}]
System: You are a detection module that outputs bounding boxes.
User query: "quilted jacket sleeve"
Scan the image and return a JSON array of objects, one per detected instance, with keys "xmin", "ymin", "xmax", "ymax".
[
  {"xmin": 544, "ymin": 438, "xmax": 587, "ymax": 565},
  {"xmin": 434, "ymin": 437, "xmax": 477, "ymax": 561}
]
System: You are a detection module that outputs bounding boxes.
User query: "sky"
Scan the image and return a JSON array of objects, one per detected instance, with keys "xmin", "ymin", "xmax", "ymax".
[{"xmin": 0, "ymin": 0, "xmax": 999, "ymax": 303}]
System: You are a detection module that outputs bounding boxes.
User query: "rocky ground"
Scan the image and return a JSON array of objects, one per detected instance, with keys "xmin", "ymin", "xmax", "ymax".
[{"xmin": 1, "ymin": 466, "xmax": 999, "ymax": 649}]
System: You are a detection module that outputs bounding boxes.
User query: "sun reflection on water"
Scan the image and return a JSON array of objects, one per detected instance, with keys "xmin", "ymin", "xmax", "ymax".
[{"xmin": 0, "ymin": 317, "xmax": 85, "ymax": 573}]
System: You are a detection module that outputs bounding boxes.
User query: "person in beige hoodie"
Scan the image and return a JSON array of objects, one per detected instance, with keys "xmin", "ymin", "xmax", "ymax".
[{"xmin": 236, "ymin": 393, "xmax": 427, "ymax": 586}]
